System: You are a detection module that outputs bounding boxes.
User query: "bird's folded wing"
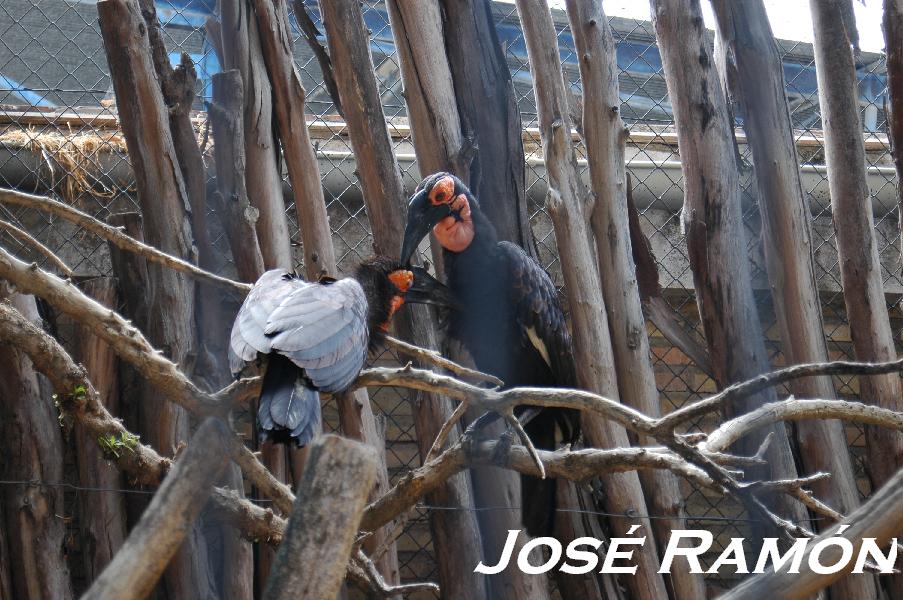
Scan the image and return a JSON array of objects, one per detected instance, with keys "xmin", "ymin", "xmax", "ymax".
[
  {"xmin": 498, "ymin": 241, "xmax": 578, "ymax": 389},
  {"xmin": 229, "ymin": 269, "xmax": 308, "ymax": 374},
  {"xmin": 266, "ymin": 278, "xmax": 370, "ymax": 393}
]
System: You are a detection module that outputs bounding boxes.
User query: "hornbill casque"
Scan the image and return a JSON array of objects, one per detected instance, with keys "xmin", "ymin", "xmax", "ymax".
[
  {"xmin": 400, "ymin": 172, "xmax": 579, "ymax": 537},
  {"xmin": 229, "ymin": 256, "xmax": 455, "ymax": 446}
]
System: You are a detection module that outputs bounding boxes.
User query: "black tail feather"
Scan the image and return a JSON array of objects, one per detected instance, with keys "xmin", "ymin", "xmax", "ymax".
[
  {"xmin": 258, "ymin": 354, "xmax": 321, "ymax": 446},
  {"xmin": 520, "ymin": 407, "xmax": 580, "ymax": 536}
]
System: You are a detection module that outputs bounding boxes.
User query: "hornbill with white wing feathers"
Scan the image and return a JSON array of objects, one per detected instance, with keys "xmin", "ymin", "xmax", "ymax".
[
  {"xmin": 229, "ymin": 256, "xmax": 455, "ymax": 446},
  {"xmin": 400, "ymin": 172, "xmax": 579, "ymax": 537}
]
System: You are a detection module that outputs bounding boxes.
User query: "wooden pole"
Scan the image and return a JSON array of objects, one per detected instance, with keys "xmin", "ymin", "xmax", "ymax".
[
  {"xmin": 82, "ymin": 418, "xmax": 231, "ymax": 600},
  {"xmin": 711, "ymin": 2, "xmax": 873, "ymax": 597},
  {"xmin": 250, "ymin": 0, "xmax": 335, "ymax": 278},
  {"xmin": 97, "ymin": 0, "xmax": 213, "ymax": 595},
  {"xmin": 0, "ymin": 291, "xmax": 72, "ymax": 600},
  {"xmin": 441, "ymin": 0, "xmax": 536, "ymax": 255},
  {"xmin": 514, "ymin": 1, "xmax": 669, "ymax": 598},
  {"xmin": 385, "ymin": 0, "xmax": 468, "ymax": 180},
  {"xmin": 649, "ymin": 0, "xmax": 809, "ymax": 533},
  {"xmin": 812, "ymin": 4, "xmax": 903, "ymax": 594},
  {"xmin": 73, "ymin": 279, "xmax": 128, "ymax": 584},
  {"xmin": 565, "ymin": 2, "xmax": 706, "ymax": 598},
  {"xmin": 885, "ymin": 0, "xmax": 903, "ymax": 267},
  {"xmin": 812, "ymin": 0, "xmax": 903, "ymax": 485},
  {"xmin": 219, "ymin": 0, "xmax": 294, "ymax": 270},
  {"xmin": 262, "ymin": 435, "xmax": 377, "ymax": 600},
  {"xmin": 211, "ymin": 70, "xmax": 267, "ymax": 283}
]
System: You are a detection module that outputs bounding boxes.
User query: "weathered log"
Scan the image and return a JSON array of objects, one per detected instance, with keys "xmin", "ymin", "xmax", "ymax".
[
  {"xmin": 73, "ymin": 278, "xmax": 128, "ymax": 584},
  {"xmin": 566, "ymin": 3, "xmax": 706, "ymax": 598},
  {"xmin": 82, "ymin": 418, "xmax": 231, "ymax": 600},
  {"xmin": 712, "ymin": 2, "xmax": 873, "ymax": 597},
  {"xmin": 262, "ymin": 435, "xmax": 377, "ymax": 600},
  {"xmin": 219, "ymin": 0, "xmax": 293, "ymax": 270},
  {"xmin": 442, "ymin": 0, "xmax": 535, "ymax": 254},
  {"xmin": 724, "ymin": 462, "xmax": 903, "ymax": 600},
  {"xmin": 385, "ymin": 0, "xmax": 468, "ymax": 180},
  {"xmin": 514, "ymin": 1, "xmax": 668, "ymax": 598},
  {"xmin": 0, "ymin": 291, "xmax": 72, "ymax": 600},
  {"xmin": 812, "ymin": 0, "xmax": 903, "ymax": 491},
  {"xmin": 211, "ymin": 70, "xmax": 266, "ymax": 283},
  {"xmin": 250, "ymin": 0, "xmax": 334, "ymax": 278},
  {"xmin": 649, "ymin": 0, "xmax": 808, "ymax": 533}
]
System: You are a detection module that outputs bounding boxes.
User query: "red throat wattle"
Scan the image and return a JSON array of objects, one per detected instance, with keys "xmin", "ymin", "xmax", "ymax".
[{"xmin": 433, "ymin": 193, "xmax": 474, "ymax": 252}]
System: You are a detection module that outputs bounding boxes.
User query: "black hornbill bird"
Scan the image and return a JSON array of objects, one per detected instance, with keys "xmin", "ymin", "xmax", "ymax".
[
  {"xmin": 229, "ymin": 256, "xmax": 454, "ymax": 446},
  {"xmin": 400, "ymin": 172, "xmax": 579, "ymax": 536}
]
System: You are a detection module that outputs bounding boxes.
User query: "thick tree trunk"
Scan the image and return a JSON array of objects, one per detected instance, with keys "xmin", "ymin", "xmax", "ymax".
[
  {"xmin": 250, "ymin": 0, "xmax": 334, "ymax": 278},
  {"xmin": 97, "ymin": 1, "xmax": 212, "ymax": 596},
  {"xmin": 0, "ymin": 291, "xmax": 72, "ymax": 600},
  {"xmin": 515, "ymin": 2, "xmax": 669, "ymax": 599},
  {"xmin": 73, "ymin": 279, "xmax": 128, "ymax": 585},
  {"xmin": 650, "ymin": 0, "xmax": 809, "ymax": 534},
  {"xmin": 566, "ymin": 3, "xmax": 705, "ymax": 599},
  {"xmin": 886, "ymin": 0, "xmax": 903, "ymax": 267},
  {"xmin": 219, "ymin": 0, "xmax": 293, "ymax": 270},
  {"xmin": 813, "ymin": 2, "xmax": 903, "ymax": 596},
  {"xmin": 441, "ymin": 0, "xmax": 535, "ymax": 255},
  {"xmin": 712, "ymin": 3, "xmax": 874, "ymax": 598}
]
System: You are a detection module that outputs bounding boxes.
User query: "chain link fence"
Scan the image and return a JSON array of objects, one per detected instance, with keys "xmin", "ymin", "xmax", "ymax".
[{"xmin": 0, "ymin": 0, "xmax": 897, "ymax": 594}]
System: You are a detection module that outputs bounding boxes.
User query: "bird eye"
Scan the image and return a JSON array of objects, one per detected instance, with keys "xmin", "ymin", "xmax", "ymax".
[{"xmin": 436, "ymin": 192, "xmax": 446, "ymax": 202}]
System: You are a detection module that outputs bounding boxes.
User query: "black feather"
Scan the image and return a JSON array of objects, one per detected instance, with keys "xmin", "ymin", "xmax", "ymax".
[{"xmin": 257, "ymin": 354, "xmax": 321, "ymax": 446}]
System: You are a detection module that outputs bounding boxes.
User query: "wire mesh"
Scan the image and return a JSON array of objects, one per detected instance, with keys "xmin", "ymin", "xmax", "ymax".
[{"xmin": 0, "ymin": 0, "xmax": 898, "ymax": 594}]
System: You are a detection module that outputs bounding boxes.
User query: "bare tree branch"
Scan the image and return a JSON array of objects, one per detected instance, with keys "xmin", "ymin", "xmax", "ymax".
[
  {"xmin": 0, "ymin": 218, "xmax": 72, "ymax": 277},
  {"xmin": 0, "ymin": 300, "xmax": 170, "ymax": 483},
  {"xmin": 348, "ymin": 549, "xmax": 439, "ymax": 598},
  {"xmin": 658, "ymin": 357, "xmax": 903, "ymax": 432},
  {"xmin": 0, "ymin": 188, "xmax": 250, "ymax": 294},
  {"xmin": 0, "ymin": 243, "xmax": 220, "ymax": 414},
  {"xmin": 725, "ymin": 464, "xmax": 903, "ymax": 599},
  {"xmin": 384, "ymin": 336, "xmax": 503, "ymax": 386}
]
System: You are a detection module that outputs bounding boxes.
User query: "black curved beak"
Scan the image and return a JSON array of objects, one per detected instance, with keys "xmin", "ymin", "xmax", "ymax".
[
  {"xmin": 400, "ymin": 189, "xmax": 450, "ymax": 265},
  {"xmin": 405, "ymin": 266, "xmax": 459, "ymax": 310}
]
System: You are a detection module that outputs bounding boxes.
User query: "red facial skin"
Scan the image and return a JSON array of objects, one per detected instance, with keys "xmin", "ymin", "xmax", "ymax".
[
  {"xmin": 428, "ymin": 176, "xmax": 475, "ymax": 253},
  {"xmin": 380, "ymin": 269, "xmax": 414, "ymax": 331}
]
